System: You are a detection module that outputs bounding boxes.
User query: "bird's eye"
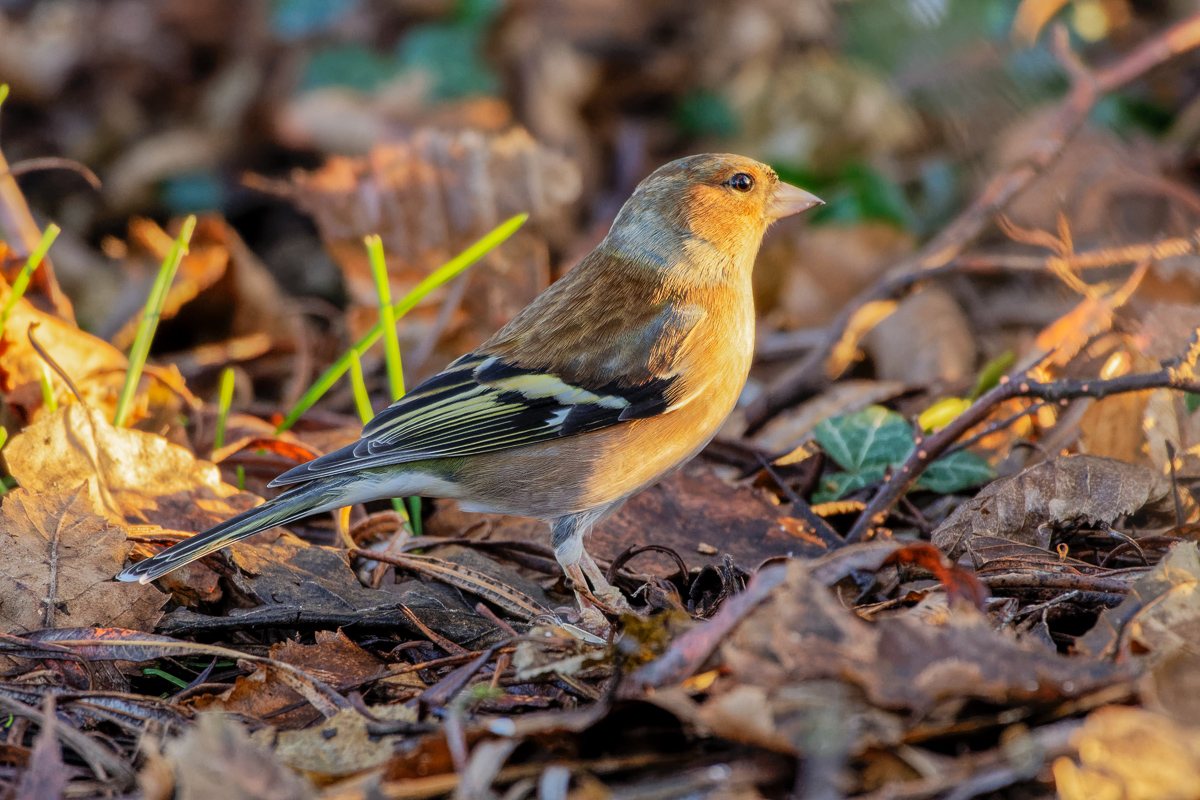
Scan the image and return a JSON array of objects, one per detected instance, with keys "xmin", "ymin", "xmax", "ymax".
[{"xmin": 727, "ymin": 173, "xmax": 754, "ymax": 193}]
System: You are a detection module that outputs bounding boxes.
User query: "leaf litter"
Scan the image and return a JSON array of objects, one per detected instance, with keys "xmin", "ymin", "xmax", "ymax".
[{"xmin": 3, "ymin": 3, "xmax": 1200, "ymax": 798}]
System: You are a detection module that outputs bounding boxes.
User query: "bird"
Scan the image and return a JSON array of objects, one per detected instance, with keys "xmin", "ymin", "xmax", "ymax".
[{"xmin": 117, "ymin": 153, "xmax": 823, "ymax": 630}]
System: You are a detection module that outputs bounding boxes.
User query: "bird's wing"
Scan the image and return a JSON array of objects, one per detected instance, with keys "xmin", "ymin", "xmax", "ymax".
[{"xmin": 270, "ymin": 304, "xmax": 707, "ymax": 486}]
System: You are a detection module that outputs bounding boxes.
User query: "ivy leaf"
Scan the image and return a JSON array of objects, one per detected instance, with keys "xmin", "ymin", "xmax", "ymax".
[
  {"xmin": 814, "ymin": 406, "xmax": 914, "ymax": 472},
  {"xmin": 813, "ymin": 405, "xmax": 993, "ymax": 502},
  {"xmin": 916, "ymin": 450, "xmax": 994, "ymax": 494},
  {"xmin": 814, "ymin": 466, "xmax": 889, "ymax": 505}
]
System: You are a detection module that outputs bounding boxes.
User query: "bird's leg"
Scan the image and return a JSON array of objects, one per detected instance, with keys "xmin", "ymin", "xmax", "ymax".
[
  {"xmin": 579, "ymin": 547, "xmax": 632, "ymax": 613},
  {"xmin": 551, "ymin": 515, "xmax": 627, "ymax": 630}
]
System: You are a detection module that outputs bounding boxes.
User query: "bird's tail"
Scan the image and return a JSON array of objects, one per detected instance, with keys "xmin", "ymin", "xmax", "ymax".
[{"xmin": 115, "ymin": 477, "xmax": 352, "ymax": 584}]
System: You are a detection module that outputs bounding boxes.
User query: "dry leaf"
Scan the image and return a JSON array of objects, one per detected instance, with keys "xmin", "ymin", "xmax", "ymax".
[
  {"xmin": 757, "ymin": 221, "xmax": 912, "ymax": 329},
  {"xmin": 0, "ymin": 484, "xmax": 166, "ymax": 634},
  {"xmin": 0, "ymin": 285, "xmax": 128, "ymax": 423},
  {"xmin": 110, "ymin": 217, "xmax": 231, "ymax": 350},
  {"xmin": 4, "ymin": 404, "xmax": 264, "ymax": 533},
  {"xmin": 1053, "ymin": 707, "xmax": 1200, "ymax": 800},
  {"xmin": 827, "ymin": 300, "xmax": 897, "ymax": 379},
  {"xmin": 689, "ymin": 561, "xmax": 1123, "ymax": 751},
  {"xmin": 931, "ymin": 455, "xmax": 1185, "ymax": 562},
  {"xmin": 864, "ymin": 286, "xmax": 977, "ymax": 387},
  {"xmin": 1033, "ymin": 259, "xmax": 1149, "ymax": 369},
  {"xmin": 272, "ymin": 630, "xmax": 385, "ymax": 690},
  {"xmin": 1079, "ymin": 390, "xmax": 1152, "ymax": 464},
  {"xmin": 162, "ymin": 713, "xmax": 314, "ymax": 800},
  {"xmin": 1079, "ymin": 542, "xmax": 1200, "ymax": 663},
  {"xmin": 258, "ymin": 127, "xmax": 578, "ymax": 376},
  {"xmin": 14, "ymin": 699, "xmax": 66, "ymax": 800},
  {"xmin": 259, "ymin": 127, "xmax": 576, "ymax": 299},
  {"xmin": 256, "ymin": 706, "xmax": 417, "ymax": 778}
]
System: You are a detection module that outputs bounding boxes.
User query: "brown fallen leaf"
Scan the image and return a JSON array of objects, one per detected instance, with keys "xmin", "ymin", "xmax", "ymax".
[
  {"xmin": 757, "ymin": 221, "xmax": 913, "ymax": 329},
  {"xmin": 685, "ymin": 561, "xmax": 1126, "ymax": 753},
  {"xmin": 1079, "ymin": 541, "xmax": 1200, "ymax": 663},
  {"xmin": 111, "ymin": 217, "xmax": 306, "ymax": 405},
  {"xmin": 13, "ymin": 696, "xmax": 68, "ymax": 800},
  {"xmin": 1053, "ymin": 706, "xmax": 1200, "ymax": 800},
  {"xmin": 0, "ymin": 484, "xmax": 166, "ymax": 635},
  {"xmin": 931, "ymin": 454, "xmax": 1188, "ymax": 562},
  {"xmin": 254, "ymin": 706, "xmax": 418, "ymax": 778},
  {"xmin": 1032, "ymin": 258, "xmax": 1149, "ymax": 369},
  {"xmin": 0, "ymin": 284, "xmax": 129, "ymax": 423},
  {"xmin": 110, "ymin": 217, "xmax": 230, "ymax": 351},
  {"xmin": 1076, "ymin": 542, "xmax": 1200, "ymax": 729},
  {"xmin": 4, "ymin": 403, "xmax": 265, "ymax": 534},
  {"xmin": 864, "ymin": 285, "xmax": 977, "ymax": 388},
  {"xmin": 159, "ymin": 713, "xmax": 314, "ymax": 800},
  {"xmin": 257, "ymin": 128, "xmax": 578, "ymax": 377},
  {"xmin": 272, "ymin": 630, "xmax": 385, "ymax": 690}
]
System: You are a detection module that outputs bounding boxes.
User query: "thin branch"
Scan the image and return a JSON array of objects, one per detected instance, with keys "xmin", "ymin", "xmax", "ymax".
[
  {"xmin": 745, "ymin": 13, "xmax": 1200, "ymax": 432},
  {"xmin": 757, "ymin": 454, "xmax": 843, "ymax": 547},
  {"xmin": 1, "ymin": 156, "xmax": 102, "ymax": 190},
  {"xmin": 845, "ymin": 367, "xmax": 1200, "ymax": 543},
  {"xmin": 27, "ymin": 322, "xmax": 83, "ymax": 403}
]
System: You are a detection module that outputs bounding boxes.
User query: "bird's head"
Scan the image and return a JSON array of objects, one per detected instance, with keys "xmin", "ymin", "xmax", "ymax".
[{"xmin": 603, "ymin": 153, "xmax": 823, "ymax": 286}]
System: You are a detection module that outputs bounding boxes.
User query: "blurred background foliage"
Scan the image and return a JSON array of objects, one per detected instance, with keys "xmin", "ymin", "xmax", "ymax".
[{"xmin": 0, "ymin": 0, "xmax": 1196, "ymax": 387}]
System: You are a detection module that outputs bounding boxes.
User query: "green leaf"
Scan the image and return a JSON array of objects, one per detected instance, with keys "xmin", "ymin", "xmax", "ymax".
[
  {"xmin": 396, "ymin": 21, "xmax": 499, "ymax": 99},
  {"xmin": 916, "ymin": 450, "xmax": 994, "ymax": 494},
  {"xmin": 675, "ymin": 90, "xmax": 738, "ymax": 138},
  {"xmin": 970, "ymin": 350, "xmax": 1015, "ymax": 399},
  {"xmin": 271, "ymin": 0, "xmax": 361, "ymax": 40},
  {"xmin": 1187, "ymin": 393, "xmax": 1200, "ymax": 415},
  {"xmin": 813, "ymin": 465, "xmax": 889, "ymax": 504},
  {"xmin": 814, "ymin": 406, "xmax": 914, "ymax": 472},
  {"xmin": 303, "ymin": 44, "xmax": 402, "ymax": 92},
  {"xmin": 813, "ymin": 404, "xmax": 994, "ymax": 502}
]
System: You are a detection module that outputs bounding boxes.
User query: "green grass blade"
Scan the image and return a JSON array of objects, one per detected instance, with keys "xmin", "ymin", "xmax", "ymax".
[
  {"xmin": 114, "ymin": 216, "xmax": 197, "ymax": 427},
  {"xmin": 39, "ymin": 363, "xmax": 57, "ymax": 412},
  {"xmin": 366, "ymin": 234, "xmax": 405, "ymax": 400},
  {"xmin": 0, "ymin": 84, "xmax": 8, "ymax": 111},
  {"xmin": 141, "ymin": 667, "xmax": 190, "ymax": 690},
  {"xmin": 275, "ymin": 213, "xmax": 527, "ymax": 434},
  {"xmin": 0, "ymin": 223, "xmax": 60, "ymax": 329},
  {"xmin": 213, "ymin": 367, "xmax": 236, "ymax": 450},
  {"xmin": 348, "ymin": 351, "xmax": 375, "ymax": 424},
  {"xmin": 407, "ymin": 496, "xmax": 422, "ymax": 535}
]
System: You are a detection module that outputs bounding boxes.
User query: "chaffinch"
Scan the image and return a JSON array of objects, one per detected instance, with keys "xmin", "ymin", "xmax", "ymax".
[{"xmin": 117, "ymin": 154, "xmax": 822, "ymax": 629}]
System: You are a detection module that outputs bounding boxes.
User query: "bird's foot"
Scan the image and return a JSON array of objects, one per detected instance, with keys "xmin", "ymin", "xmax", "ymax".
[
  {"xmin": 577, "ymin": 550, "xmax": 635, "ymax": 616},
  {"xmin": 570, "ymin": 598, "xmax": 612, "ymax": 636},
  {"xmin": 591, "ymin": 583, "xmax": 633, "ymax": 615}
]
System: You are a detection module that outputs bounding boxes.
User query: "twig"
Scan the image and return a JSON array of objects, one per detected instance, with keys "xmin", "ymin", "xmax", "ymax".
[
  {"xmin": 845, "ymin": 366, "xmax": 1200, "ymax": 543},
  {"xmin": 1, "ymin": 156, "xmax": 102, "ymax": 190},
  {"xmin": 757, "ymin": 454, "xmax": 843, "ymax": 547},
  {"xmin": 745, "ymin": 14, "xmax": 1200, "ymax": 432},
  {"xmin": 27, "ymin": 322, "xmax": 83, "ymax": 403}
]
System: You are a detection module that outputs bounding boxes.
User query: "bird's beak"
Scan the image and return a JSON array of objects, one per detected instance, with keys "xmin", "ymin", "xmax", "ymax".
[{"xmin": 766, "ymin": 182, "xmax": 824, "ymax": 220}]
